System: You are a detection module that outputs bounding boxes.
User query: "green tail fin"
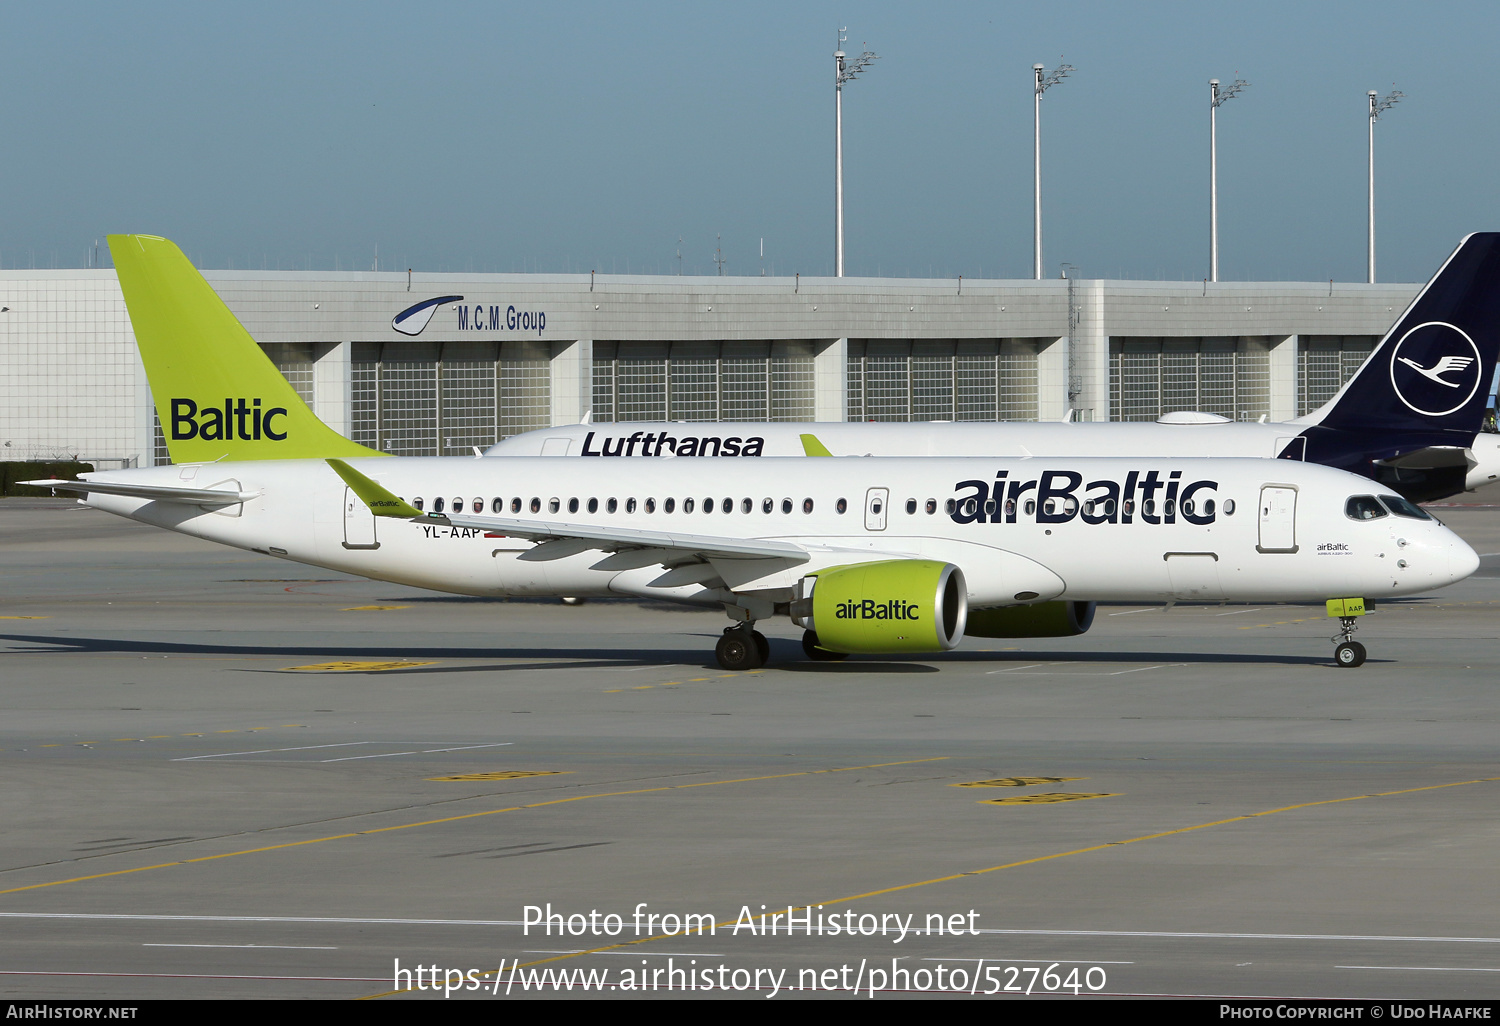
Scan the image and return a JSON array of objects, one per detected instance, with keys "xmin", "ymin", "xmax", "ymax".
[
  {"xmin": 799, "ymin": 433, "xmax": 834, "ymax": 457},
  {"xmin": 108, "ymin": 234, "xmax": 384, "ymax": 463}
]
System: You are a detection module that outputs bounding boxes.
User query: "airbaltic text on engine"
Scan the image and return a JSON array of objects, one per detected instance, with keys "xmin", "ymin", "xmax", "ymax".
[
  {"xmin": 170, "ymin": 398, "xmax": 288, "ymax": 441},
  {"xmin": 836, "ymin": 599, "xmax": 922, "ymax": 621},
  {"xmin": 949, "ymin": 469, "xmax": 1218, "ymax": 525}
]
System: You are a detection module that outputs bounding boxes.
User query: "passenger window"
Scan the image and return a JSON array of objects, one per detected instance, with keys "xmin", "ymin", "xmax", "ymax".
[
  {"xmin": 587, "ymin": 497, "xmax": 599, "ymax": 514},
  {"xmin": 1346, "ymin": 495, "xmax": 1387, "ymax": 521},
  {"xmin": 548, "ymin": 497, "xmax": 560, "ymax": 514},
  {"xmin": 491, "ymin": 498, "xmax": 502, "ymax": 514},
  {"xmin": 665, "ymin": 497, "xmax": 676, "ymax": 513},
  {"xmin": 645, "ymin": 497, "xmax": 656, "ymax": 514},
  {"xmin": 568, "ymin": 497, "xmax": 579, "ymax": 513},
  {"xmin": 414, "ymin": 497, "xmax": 425, "ymax": 512},
  {"xmin": 433, "ymin": 497, "xmax": 445, "ymax": 513},
  {"xmin": 925, "ymin": 499, "xmax": 936, "ymax": 515},
  {"xmin": 803, "ymin": 498, "xmax": 814, "ymax": 514},
  {"xmin": 473, "ymin": 499, "xmax": 484, "ymax": 514},
  {"xmin": 1142, "ymin": 499, "xmax": 1156, "ymax": 517},
  {"xmin": 836, "ymin": 498, "xmax": 848, "ymax": 514},
  {"xmin": 1163, "ymin": 499, "xmax": 1175, "ymax": 518},
  {"xmin": 722, "ymin": 497, "xmax": 734, "ymax": 514},
  {"xmin": 703, "ymin": 497, "xmax": 713, "ymax": 514},
  {"xmin": 607, "ymin": 498, "xmax": 618, "ymax": 514},
  {"xmin": 741, "ymin": 497, "xmax": 752, "ymax": 513},
  {"xmin": 781, "ymin": 498, "xmax": 793, "ymax": 514},
  {"xmin": 626, "ymin": 498, "xmax": 637, "ymax": 513},
  {"xmin": 1378, "ymin": 494, "xmax": 1433, "ymax": 520},
  {"xmin": 1181, "ymin": 499, "xmax": 1194, "ymax": 516},
  {"xmin": 1224, "ymin": 499, "xmax": 1236, "ymax": 515},
  {"xmin": 529, "ymin": 497, "xmax": 541, "ymax": 514},
  {"xmin": 1123, "ymin": 499, "xmax": 1134, "ymax": 516},
  {"xmin": 453, "ymin": 497, "xmax": 464, "ymax": 512},
  {"xmin": 963, "ymin": 498, "xmax": 978, "ymax": 517},
  {"xmin": 511, "ymin": 497, "xmax": 522, "ymax": 514},
  {"xmin": 983, "ymin": 499, "xmax": 996, "ymax": 516},
  {"xmin": 684, "ymin": 497, "xmax": 695, "ymax": 513},
  {"xmin": 1024, "ymin": 499, "xmax": 1036, "ymax": 516},
  {"xmin": 946, "ymin": 498, "xmax": 956, "ymax": 515},
  {"xmin": 762, "ymin": 497, "xmax": 773, "ymax": 514},
  {"xmin": 1203, "ymin": 499, "xmax": 1214, "ymax": 516},
  {"xmin": 1005, "ymin": 499, "xmax": 1015, "ymax": 517},
  {"xmin": 1105, "ymin": 499, "xmax": 1116, "ymax": 517},
  {"xmin": 1083, "ymin": 500, "xmax": 1094, "ymax": 516},
  {"xmin": 906, "ymin": 498, "xmax": 917, "ymax": 515}
]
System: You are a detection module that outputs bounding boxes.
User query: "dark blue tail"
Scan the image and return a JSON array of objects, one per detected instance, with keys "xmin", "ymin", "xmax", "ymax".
[{"xmin": 1296, "ymin": 233, "xmax": 1500, "ymax": 500}]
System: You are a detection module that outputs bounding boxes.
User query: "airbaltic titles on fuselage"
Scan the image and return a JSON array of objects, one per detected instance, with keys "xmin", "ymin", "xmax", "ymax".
[{"xmin": 949, "ymin": 469, "xmax": 1220, "ymax": 526}]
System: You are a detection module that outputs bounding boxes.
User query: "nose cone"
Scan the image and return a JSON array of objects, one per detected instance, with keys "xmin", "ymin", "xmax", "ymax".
[{"xmin": 1450, "ymin": 536, "xmax": 1481, "ymax": 582}]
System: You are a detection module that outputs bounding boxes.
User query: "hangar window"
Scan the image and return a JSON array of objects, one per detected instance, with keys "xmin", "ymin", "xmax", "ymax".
[
  {"xmin": 626, "ymin": 498, "xmax": 637, "ymax": 513},
  {"xmin": 925, "ymin": 498, "xmax": 936, "ymax": 515},
  {"xmin": 568, "ymin": 497, "xmax": 579, "ymax": 514},
  {"xmin": 836, "ymin": 498, "xmax": 848, "ymax": 514},
  {"xmin": 588, "ymin": 497, "xmax": 599, "ymax": 514},
  {"xmin": 665, "ymin": 497, "xmax": 676, "ymax": 513},
  {"xmin": 433, "ymin": 497, "xmax": 446, "ymax": 513},
  {"xmin": 684, "ymin": 497, "xmax": 696, "ymax": 513},
  {"xmin": 803, "ymin": 498, "xmax": 814, "ymax": 514},
  {"xmin": 906, "ymin": 498, "xmax": 917, "ymax": 515},
  {"xmin": 511, "ymin": 497, "xmax": 522, "ymax": 513}
]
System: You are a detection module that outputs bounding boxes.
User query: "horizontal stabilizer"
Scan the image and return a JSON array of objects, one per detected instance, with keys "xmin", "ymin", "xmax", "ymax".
[
  {"xmin": 21, "ymin": 479, "xmax": 256, "ymax": 505},
  {"xmin": 1374, "ymin": 446, "xmax": 1477, "ymax": 471},
  {"xmin": 327, "ymin": 459, "xmax": 422, "ymax": 517}
]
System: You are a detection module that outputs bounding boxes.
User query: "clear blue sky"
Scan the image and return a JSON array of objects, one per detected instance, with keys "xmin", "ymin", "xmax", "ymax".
[{"xmin": 3, "ymin": 1, "xmax": 1496, "ymax": 282}]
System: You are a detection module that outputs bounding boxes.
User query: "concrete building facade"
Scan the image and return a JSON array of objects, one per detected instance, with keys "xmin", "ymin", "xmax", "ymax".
[{"xmin": 0, "ymin": 269, "xmax": 1420, "ymax": 467}]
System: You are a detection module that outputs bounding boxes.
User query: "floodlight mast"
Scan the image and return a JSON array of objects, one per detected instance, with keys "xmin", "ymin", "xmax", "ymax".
[
  {"xmin": 834, "ymin": 30, "xmax": 878, "ymax": 277},
  {"xmin": 1209, "ymin": 76, "xmax": 1248, "ymax": 282},
  {"xmin": 1033, "ymin": 61, "xmax": 1072, "ymax": 280},
  {"xmin": 1368, "ymin": 87, "xmax": 1403, "ymax": 284}
]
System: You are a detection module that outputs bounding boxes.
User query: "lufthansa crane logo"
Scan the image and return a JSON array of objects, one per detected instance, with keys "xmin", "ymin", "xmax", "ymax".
[
  {"xmin": 392, "ymin": 295, "xmax": 464, "ymax": 336},
  {"xmin": 1388, "ymin": 321, "xmax": 1484, "ymax": 417}
]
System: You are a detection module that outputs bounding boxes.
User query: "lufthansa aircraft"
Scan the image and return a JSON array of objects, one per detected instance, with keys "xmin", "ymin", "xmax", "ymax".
[
  {"xmin": 27, "ymin": 236, "xmax": 1482, "ymax": 672},
  {"xmin": 488, "ymin": 236, "xmax": 1500, "ymax": 504}
]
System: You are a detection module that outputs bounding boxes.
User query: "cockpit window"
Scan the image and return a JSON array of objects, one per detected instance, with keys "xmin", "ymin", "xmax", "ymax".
[
  {"xmin": 1379, "ymin": 494, "xmax": 1433, "ymax": 520},
  {"xmin": 1345, "ymin": 495, "xmax": 1388, "ymax": 521}
]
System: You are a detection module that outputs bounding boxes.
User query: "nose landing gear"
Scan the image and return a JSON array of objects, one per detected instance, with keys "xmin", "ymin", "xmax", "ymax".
[{"xmin": 1333, "ymin": 617, "xmax": 1366, "ymax": 668}]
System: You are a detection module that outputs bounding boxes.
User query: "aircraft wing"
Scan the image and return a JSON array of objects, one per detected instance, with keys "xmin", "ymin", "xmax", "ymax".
[
  {"xmin": 431, "ymin": 509, "xmax": 810, "ymax": 565},
  {"xmin": 20, "ymin": 478, "xmax": 257, "ymax": 505}
]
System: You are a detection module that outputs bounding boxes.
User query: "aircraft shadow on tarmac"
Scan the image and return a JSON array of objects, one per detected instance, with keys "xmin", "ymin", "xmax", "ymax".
[{"xmin": 0, "ymin": 632, "xmax": 1338, "ymax": 671}]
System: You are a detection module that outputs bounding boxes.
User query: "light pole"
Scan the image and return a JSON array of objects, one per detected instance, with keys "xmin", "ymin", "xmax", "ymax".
[
  {"xmin": 1209, "ymin": 76, "xmax": 1248, "ymax": 283},
  {"xmin": 1033, "ymin": 61, "xmax": 1072, "ymax": 280},
  {"xmin": 1368, "ymin": 87, "xmax": 1403, "ymax": 284},
  {"xmin": 834, "ymin": 29, "xmax": 878, "ymax": 277}
]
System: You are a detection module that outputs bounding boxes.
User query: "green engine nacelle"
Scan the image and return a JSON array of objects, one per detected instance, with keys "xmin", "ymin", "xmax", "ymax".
[
  {"xmin": 795, "ymin": 560, "xmax": 967, "ymax": 654},
  {"xmin": 965, "ymin": 601, "xmax": 1096, "ymax": 638}
]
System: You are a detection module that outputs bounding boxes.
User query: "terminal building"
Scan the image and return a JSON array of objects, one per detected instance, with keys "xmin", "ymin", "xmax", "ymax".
[{"xmin": 0, "ymin": 268, "xmax": 1421, "ymax": 467}]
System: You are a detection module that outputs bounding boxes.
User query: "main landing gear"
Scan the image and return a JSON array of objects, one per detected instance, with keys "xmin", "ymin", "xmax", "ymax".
[
  {"xmin": 715, "ymin": 624, "xmax": 770, "ymax": 670},
  {"xmin": 1333, "ymin": 617, "xmax": 1366, "ymax": 668}
]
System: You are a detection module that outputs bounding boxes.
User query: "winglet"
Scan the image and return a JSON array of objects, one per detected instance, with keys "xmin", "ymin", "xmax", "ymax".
[
  {"xmin": 326, "ymin": 459, "xmax": 422, "ymax": 518},
  {"xmin": 799, "ymin": 433, "xmax": 834, "ymax": 457}
]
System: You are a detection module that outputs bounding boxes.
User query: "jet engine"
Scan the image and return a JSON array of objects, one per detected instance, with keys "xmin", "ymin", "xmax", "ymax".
[
  {"xmin": 791, "ymin": 560, "xmax": 967, "ymax": 654},
  {"xmin": 965, "ymin": 600, "xmax": 1096, "ymax": 638}
]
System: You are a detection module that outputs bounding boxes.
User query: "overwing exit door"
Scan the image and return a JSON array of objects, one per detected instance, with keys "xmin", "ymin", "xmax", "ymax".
[{"xmin": 864, "ymin": 487, "xmax": 889, "ymax": 531}]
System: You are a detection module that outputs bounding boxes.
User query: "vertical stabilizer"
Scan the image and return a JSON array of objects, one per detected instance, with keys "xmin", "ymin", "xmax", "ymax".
[{"xmin": 109, "ymin": 234, "xmax": 383, "ymax": 463}]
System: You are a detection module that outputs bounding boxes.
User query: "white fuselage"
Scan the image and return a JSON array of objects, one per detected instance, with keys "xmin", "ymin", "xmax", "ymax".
[
  {"xmin": 78, "ymin": 456, "xmax": 1477, "ymax": 611},
  {"xmin": 487, "ymin": 421, "xmax": 1500, "ymax": 494}
]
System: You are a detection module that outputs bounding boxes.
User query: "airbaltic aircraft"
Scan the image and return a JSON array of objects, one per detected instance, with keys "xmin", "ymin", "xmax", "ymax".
[
  {"xmin": 488, "ymin": 235, "xmax": 1500, "ymax": 504},
  {"xmin": 28, "ymin": 236, "xmax": 1482, "ymax": 672}
]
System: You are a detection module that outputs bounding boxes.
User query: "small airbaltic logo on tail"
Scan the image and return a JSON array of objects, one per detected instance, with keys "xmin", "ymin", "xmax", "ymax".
[
  {"xmin": 1388, "ymin": 321, "xmax": 1484, "ymax": 418},
  {"xmin": 392, "ymin": 295, "xmax": 464, "ymax": 336}
]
